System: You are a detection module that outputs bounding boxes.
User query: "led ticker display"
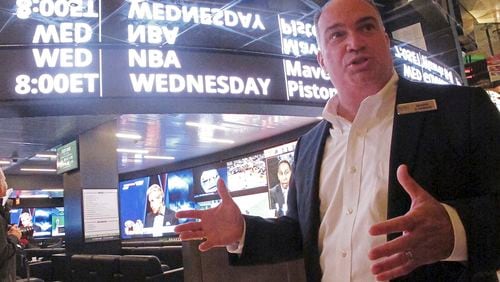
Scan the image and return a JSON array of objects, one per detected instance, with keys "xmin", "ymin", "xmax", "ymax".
[
  {"xmin": 392, "ymin": 43, "xmax": 462, "ymax": 86},
  {"xmin": 0, "ymin": 0, "xmax": 461, "ymax": 110}
]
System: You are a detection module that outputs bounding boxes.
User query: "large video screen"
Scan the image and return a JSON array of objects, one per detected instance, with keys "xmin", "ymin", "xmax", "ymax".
[
  {"xmin": 120, "ymin": 174, "xmax": 176, "ymax": 239},
  {"xmin": 9, "ymin": 207, "xmax": 64, "ymax": 239},
  {"xmin": 119, "ymin": 170, "xmax": 197, "ymax": 239},
  {"xmin": 227, "ymin": 153, "xmax": 267, "ymax": 191}
]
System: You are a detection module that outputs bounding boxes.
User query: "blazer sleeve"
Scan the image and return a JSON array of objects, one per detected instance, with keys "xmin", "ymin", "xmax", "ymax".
[
  {"xmin": 445, "ymin": 88, "xmax": 500, "ymax": 273},
  {"xmin": 0, "ymin": 216, "xmax": 19, "ymax": 268},
  {"xmin": 229, "ymin": 138, "xmax": 304, "ymax": 265}
]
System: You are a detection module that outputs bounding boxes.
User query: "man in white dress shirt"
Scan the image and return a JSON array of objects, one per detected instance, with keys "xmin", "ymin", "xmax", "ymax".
[{"xmin": 175, "ymin": 0, "xmax": 499, "ymax": 281}]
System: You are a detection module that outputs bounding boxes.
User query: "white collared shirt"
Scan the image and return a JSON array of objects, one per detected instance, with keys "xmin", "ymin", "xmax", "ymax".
[{"xmin": 318, "ymin": 73, "xmax": 467, "ymax": 282}]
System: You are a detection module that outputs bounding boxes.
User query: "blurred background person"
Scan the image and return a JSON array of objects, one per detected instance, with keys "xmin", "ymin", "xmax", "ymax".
[{"xmin": 0, "ymin": 168, "xmax": 21, "ymax": 282}]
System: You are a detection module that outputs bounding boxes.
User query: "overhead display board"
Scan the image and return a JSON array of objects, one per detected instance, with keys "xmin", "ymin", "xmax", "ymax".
[{"xmin": 0, "ymin": 0, "xmax": 461, "ymax": 116}]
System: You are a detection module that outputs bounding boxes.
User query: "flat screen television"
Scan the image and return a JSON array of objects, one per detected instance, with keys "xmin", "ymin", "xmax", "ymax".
[
  {"xmin": 9, "ymin": 207, "xmax": 64, "ymax": 239},
  {"xmin": 51, "ymin": 207, "xmax": 65, "ymax": 237},
  {"xmin": 119, "ymin": 172, "xmax": 196, "ymax": 239}
]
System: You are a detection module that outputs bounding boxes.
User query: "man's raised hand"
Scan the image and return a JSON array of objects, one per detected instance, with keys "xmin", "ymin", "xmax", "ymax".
[{"xmin": 175, "ymin": 178, "xmax": 245, "ymax": 252}]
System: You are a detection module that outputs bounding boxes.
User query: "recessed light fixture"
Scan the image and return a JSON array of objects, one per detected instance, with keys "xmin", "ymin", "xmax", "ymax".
[
  {"xmin": 144, "ymin": 155, "xmax": 175, "ymax": 160},
  {"xmin": 200, "ymin": 137, "xmax": 235, "ymax": 144},
  {"xmin": 20, "ymin": 168, "xmax": 57, "ymax": 172},
  {"xmin": 116, "ymin": 148, "xmax": 149, "ymax": 154},
  {"xmin": 0, "ymin": 160, "xmax": 10, "ymax": 165},
  {"xmin": 116, "ymin": 133, "xmax": 142, "ymax": 140}
]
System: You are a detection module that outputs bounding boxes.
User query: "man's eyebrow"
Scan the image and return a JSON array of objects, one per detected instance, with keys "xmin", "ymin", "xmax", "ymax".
[
  {"xmin": 356, "ymin": 16, "xmax": 378, "ymax": 26},
  {"xmin": 323, "ymin": 23, "xmax": 345, "ymax": 34}
]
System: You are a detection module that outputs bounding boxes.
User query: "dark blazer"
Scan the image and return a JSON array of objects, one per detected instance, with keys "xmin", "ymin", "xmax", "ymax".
[
  {"xmin": 231, "ymin": 79, "xmax": 500, "ymax": 281},
  {"xmin": 0, "ymin": 205, "xmax": 19, "ymax": 282}
]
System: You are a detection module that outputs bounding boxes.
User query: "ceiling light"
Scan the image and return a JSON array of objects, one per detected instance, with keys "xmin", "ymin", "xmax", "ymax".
[
  {"xmin": 0, "ymin": 160, "xmax": 10, "ymax": 165},
  {"xmin": 20, "ymin": 168, "xmax": 57, "ymax": 172},
  {"xmin": 199, "ymin": 137, "xmax": 235, "ymax": 144},
  {"xmin": 186, "ymin": 121, "xmax": 229, "ymax": 131},
  {"xmin": 35, "ymin": 153, "xmax": 57, "ymax": 158},
  {"xmin": 116, "ymin": 133, "xmax": 142, "ymax": 140},
  {"xmin": 144, "ymin": 155, "xmax": 175, "ymax": 160},
  {"xmin": 116, "ymin": 148, "xmax": 149, "ymax": 154}
]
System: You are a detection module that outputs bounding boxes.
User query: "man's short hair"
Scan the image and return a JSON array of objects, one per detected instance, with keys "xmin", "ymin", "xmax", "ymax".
[{"xmin": 313, "ymin": 0, "xmax": 382, "ymax": 44}]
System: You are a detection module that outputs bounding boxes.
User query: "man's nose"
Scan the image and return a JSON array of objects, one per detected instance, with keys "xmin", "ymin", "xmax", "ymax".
[{"xmin": 345, "ymin": 32, "xmax": 366, "ymax": 52}]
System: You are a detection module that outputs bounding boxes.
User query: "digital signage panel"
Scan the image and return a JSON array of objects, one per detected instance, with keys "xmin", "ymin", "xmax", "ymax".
[{"xmin": 56, "ymin": 140, "xmax": 79, "ymax": 174}]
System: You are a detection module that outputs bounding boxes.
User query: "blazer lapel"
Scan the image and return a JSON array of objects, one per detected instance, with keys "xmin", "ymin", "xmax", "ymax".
[
  {"xmin": 297, "ymin": 121, "xmax": 330, "ymax": 254},
  {"xmin": 387, "ymin": 79, "xmax": 427, "ymax": 239}
]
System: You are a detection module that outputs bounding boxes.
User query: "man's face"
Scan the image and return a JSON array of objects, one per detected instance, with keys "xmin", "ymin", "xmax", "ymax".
[
  {"xmin": 277, "ymin": 162, "xmax": 291, "ymax": 189},
  {"xmin": 316, "ymin": 0, "xmax": 393, "ymax": 95},
  {"xmin": 148, "ymin": 191, "xmax": 163, "ymax": 214}
]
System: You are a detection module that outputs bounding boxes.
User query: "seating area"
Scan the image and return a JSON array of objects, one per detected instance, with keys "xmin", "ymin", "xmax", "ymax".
[{"xmin": 69, "ymin": 254, "xmax": 183, "ymax": 282}]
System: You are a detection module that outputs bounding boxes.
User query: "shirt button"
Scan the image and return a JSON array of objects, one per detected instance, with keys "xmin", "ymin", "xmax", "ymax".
[
  {"xmin": 346, "ymin": 208, "xmax": 353, "ymax": 215},
  {"xmin": 341, "ymin": 251, "xmax": 347, "ymax": 257},
  {"xmin": 349, "ymin": 166, "xmax": 357, "ymax": 173}
]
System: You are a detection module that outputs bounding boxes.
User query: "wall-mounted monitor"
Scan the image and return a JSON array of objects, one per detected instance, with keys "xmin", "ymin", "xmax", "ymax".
[
  {"xmin": 56, "ymin": 140, "xmax": 79, "ymax": 174},
  {"xmin": 9, "ymin": 207, "xmax": 64, "ymax": 239},
  {"xmin": 119, "ymin": 173, "xmax": 188, "ymax": 239}
]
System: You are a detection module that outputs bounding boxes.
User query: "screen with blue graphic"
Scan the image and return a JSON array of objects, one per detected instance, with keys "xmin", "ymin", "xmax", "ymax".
[
  {"xmin": 9, "ymin": 207, "xmax": 63, "ymax": 238},
  {"xmin": 166, "ymin": 169, "xmax": 198, "ymax": 223}
]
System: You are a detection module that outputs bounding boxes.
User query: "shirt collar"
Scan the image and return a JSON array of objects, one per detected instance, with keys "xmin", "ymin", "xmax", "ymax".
[{"xmin": 322, "ymin": 71, "xmax": 399, "ymax": 131}]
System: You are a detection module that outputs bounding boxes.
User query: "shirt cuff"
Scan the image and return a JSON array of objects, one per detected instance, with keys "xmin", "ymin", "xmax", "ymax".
[
  {"xmin": 226, "ymin": 220, "xmax": 246, "ymax": 254},
  {"xmin": 441, "ymin": 203, "xmax": 468, "ymax": 261}
]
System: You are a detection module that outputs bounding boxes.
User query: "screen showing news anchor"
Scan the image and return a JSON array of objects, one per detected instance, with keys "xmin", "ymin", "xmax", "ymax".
[
  {"xmin": 264, "ymin": 141, "xmax": 296, "ymax": 217},
  {"xmin": 119, "ymin": 174, "xmax": 179, "ymax": 239}
]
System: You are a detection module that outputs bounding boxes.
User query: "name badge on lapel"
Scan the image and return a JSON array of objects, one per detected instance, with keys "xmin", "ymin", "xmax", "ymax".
[{"xmin": 397, "ymin": 99, "xmax": 437, "ymax": 115}]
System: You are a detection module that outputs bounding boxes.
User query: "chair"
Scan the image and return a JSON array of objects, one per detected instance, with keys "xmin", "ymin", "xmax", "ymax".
[
  {"xmin": 118, "ymin": 255, "xmax": 171, "ymax": 282},
  {"xmin": 91, "ymin": 254, "xmax": 121, "ymax": 282},
  {"xmin": 70, "ymin": 254, "xmax": 94, "ymax": 282}
]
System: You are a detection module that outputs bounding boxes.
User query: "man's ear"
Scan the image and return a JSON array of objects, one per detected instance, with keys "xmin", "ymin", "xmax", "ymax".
[{"xmin": 317, "ymin": 50, "xmax": 325, "ymax": 71}]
